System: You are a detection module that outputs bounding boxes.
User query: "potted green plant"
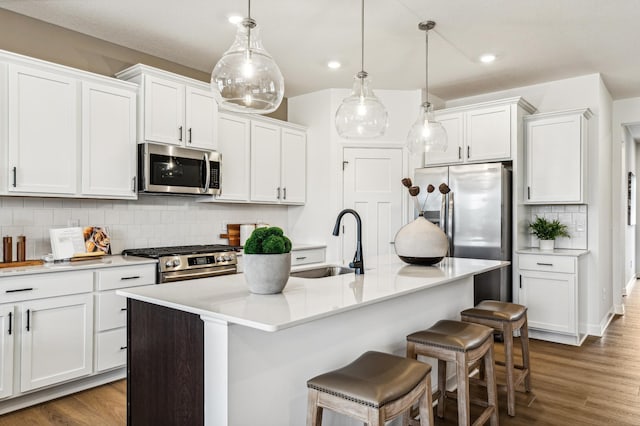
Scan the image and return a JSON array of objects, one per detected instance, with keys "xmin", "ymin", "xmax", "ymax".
[
  {"xmin": 528, "ymin": 216, "xmax": 570, "ymax": 250},
  {"xmin": 243, "ymin": 227, "xmax": 292, "ymax": 294}
]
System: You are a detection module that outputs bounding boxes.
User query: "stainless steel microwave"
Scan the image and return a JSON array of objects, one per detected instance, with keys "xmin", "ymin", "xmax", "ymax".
[{"xmin": 137, "ymin": 143, "xmax": 221, "ymax": 195}]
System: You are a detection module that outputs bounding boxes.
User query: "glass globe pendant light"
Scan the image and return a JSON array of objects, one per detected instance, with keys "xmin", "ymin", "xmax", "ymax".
[
  {"xmin": 211, "ymin": 0, "xmax": 284, "ymax": 114},
  {"xmin": 335, "ymin": 0, "xmax": 388, "ymax": 139},
  {"xmin": 407, "ymin": 21, "xmax": 447, "ymax": 154}
]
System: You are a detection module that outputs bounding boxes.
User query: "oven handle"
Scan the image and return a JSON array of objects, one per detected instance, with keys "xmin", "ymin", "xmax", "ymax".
[
  {"xmin": 161, "ymin": 267, "xmax": 237, "ymax": 283},
  {"xmin": 202, "ymin": 153, "xmax": 211, "ymax": 194}
]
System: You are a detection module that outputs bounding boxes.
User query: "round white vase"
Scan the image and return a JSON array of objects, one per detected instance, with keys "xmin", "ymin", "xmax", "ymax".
[
  {"xmin": 243, "ymin": 252, "xmax": 291, "ymax": 294},
  {"xmin": 393, "ymin": 216, "xmax": 449, "ymax": 265},
  {"xmin": 539, "ymin": 239, "xmax": 554, "ymax": 250}
]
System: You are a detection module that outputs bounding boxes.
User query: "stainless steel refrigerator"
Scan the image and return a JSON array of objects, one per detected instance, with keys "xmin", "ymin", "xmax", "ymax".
[{"xmin": 414, "ymin": 162, "xmax": 512, "ymax": 304}]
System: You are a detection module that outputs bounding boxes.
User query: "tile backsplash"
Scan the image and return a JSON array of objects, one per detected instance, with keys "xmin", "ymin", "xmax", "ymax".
[
  {"xmin": 527, "ymin": 205, "xmax": 588, "ymax": 250},
  {"xmin": 0, "ymin": 196, "xmax": 289, "ymax": 261}
]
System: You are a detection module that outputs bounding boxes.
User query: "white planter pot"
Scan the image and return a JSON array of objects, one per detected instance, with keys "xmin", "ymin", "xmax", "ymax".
[
  {"xmin": 243, "ymin": 252, "xmax": 291, "ymax": 294},
  {"xmin": 393, "ymin": 216, "xmax": 449, "ymax": 265},
  {"xmin": 539, "ymin": 239, "xmax": 555, "ymax": 250}
]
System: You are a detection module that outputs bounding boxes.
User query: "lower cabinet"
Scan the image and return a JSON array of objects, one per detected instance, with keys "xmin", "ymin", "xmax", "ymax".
[
  {"xmin": 517, "ymin": 252, "xmax": 587, "ymax": 345},
  {"xmin": 0, "ymin": 305, "xmax": 14, "ymax": 399},
  {"xmin": 20, "ymin": 293, "xmax": 93, "ymax": 392},
  {"xmin": 291, "ymin": 247, "xmax": 326, "ymax": 267}
]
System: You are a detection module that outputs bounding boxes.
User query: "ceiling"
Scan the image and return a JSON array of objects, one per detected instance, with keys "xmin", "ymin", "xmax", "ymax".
[{"xmin": 1, "ymin": 0, "xmax": 639, "ymax": 101}]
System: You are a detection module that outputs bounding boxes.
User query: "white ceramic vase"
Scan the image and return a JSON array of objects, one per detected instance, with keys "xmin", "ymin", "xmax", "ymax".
[
  {"xmin": 393, "ymin": 216, "xmax": 449, "ymax": 265},
  {"xmin": 243, "ymin": 252, "xmax": 292, "ymax": 294},
  {"xmin": 539, "ymin": 239, "xmax": 554, "ymax": 250}
]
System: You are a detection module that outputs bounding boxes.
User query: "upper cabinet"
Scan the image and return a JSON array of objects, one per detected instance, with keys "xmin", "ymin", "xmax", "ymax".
[
  {"xmin": 116, "ymin": 64, "xmax": 217, "ymax": 151},
  {"xmin": 1, "ymin": 50, "xmax": 138, "ymax": 199},
  {"xmin": 216, "ymin": 113, "xmax": 251, "ymax": 202},
  {"xmin": 427, "ymin": 97, "xmax": 535, "ymax": 166},
  {"xmin": 524, "ymin": 109, "xmax": 591, "ymax": 204}
]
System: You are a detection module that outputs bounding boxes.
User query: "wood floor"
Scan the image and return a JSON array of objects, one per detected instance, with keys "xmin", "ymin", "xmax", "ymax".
[{"xmin": 1, "ymin": 284, "xmax": 639, "ymax": 425}]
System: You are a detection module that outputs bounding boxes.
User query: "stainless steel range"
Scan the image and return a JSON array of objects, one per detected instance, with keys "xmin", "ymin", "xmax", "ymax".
[{"xmin": 122, "ymin": 245, "xmax": 240, "ymax": 283}]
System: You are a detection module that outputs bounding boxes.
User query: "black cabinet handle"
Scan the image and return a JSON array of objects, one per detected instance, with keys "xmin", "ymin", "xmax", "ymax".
[
  {"xmin": 12, "ymin": 166, "xmax": 16, "ymax": 187},
  {"xmin": 178, "ymin": 126, "xmax": 183, "ymax": 141},
  {"xmin": 536, "ymin": 262, "xmax": 553, "ymax": 266},
  {"xmin": 527, "ymin": 186, "xmax": 531, "ymax": 199},
  {"xmin": 132, "ymin": 176, "xmax": 136, "ymax": 193},
  {"xmin": 283, "ymin": 187, "xmax": 287, "ymax": 200},
  {"xmin": 120, "ymin": 346, "xmax": 127, "ymax": 350},
  {"xmin": 8, "ymin": 312, "xmax": 12, "ymax": 335},
  {"xmin": 6, "ymin": 288, "xmax": 33, "ymax": 293},
  {"xmin": 296, "ymin": 256, "xmax": 307, "ymax": 260},
  {"xmin": 519, "ymin": 275, "xmax": 522, "ymax": 289},
  {"xmin": 458, "ymin": 146, "xmax": 462, "ymax": 160},
  {"xmin": 467, "ymin": 146, "xmax": 470, "ymax": 159},
  {"xmin": 120, "ymin": 308, "xmax": 127, "ymax": 312},
  {"xmin": 120, "ymin": 276, "xmax": 140, "ymax": 281},
  {"xmin": 188, "ymin": 128, "xmax": 192, "ymax": 143},
  {"xmin": 26, "ymin": 309, "xmax": 30, "ymax": 332}
]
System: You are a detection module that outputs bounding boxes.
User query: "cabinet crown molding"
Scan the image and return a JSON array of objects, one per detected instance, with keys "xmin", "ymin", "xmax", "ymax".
[
  {"xmin": 523, "ymin": 108, "xmax": 593, "ymax": 122},
  {"xmin": 437, "ymin": 96, "xmax": 536, "ymax": 115},
  {"xmin": 116, "ymin": 63, "xmax": 210, "ymax": 91}
]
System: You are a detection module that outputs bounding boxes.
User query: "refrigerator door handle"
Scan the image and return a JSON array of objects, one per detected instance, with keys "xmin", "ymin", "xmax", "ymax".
[
  {"xmin": 440, "ymin": 193, "xmax": 447, "ymax": 232},
  {"xmin": 447, "ymin": 192, "xmax": 455, "ymax": 256}
]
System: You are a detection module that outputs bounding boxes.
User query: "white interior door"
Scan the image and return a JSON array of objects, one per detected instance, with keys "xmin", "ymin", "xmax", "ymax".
[{"xmin": 342, "ymin": 148, "xmax": 403, "ymax": 266}]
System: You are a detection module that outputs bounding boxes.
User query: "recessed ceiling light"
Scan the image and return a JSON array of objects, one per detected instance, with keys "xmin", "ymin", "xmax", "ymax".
[
  {"xmin": 480, "ymin": 54, "xmax": 496, "ymax": 64},
  {"xmin": 228, "ymin": 15, "xmax": 243, "ymax": 24},
  {"xmin": 327, "ymin": 61, "xmax": 341, "ymax": 69}
]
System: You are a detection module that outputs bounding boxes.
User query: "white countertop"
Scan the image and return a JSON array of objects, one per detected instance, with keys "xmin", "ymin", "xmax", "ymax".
[
  {"xmin": 516, "ymin": 248, "xmax": 589, "ymax": 257},
  {"xmin": 0, "ymin": 255, "xmax": 157, "ymax": 277},
  {"xmin": 118, "ymin": 255, "xmax": 508, "ymax": 332}
]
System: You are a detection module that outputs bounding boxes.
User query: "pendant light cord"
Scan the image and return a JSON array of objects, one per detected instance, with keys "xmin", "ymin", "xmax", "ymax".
[
  {"xmin": 246, "ymin": 0, "xmax": 252, "ymax": 55},
  {"xmin": 360, "ymin": 0, "xmax": 365, "ymax": 74},
  {"xmin": 425, "ymin": 26, "xmax": 429, "ymax": 106}
]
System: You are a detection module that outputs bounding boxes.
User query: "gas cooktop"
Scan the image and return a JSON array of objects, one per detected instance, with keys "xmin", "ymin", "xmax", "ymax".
[{"xmin": 122, "ymin": 244, "xmax": 241, "ymax": 259}]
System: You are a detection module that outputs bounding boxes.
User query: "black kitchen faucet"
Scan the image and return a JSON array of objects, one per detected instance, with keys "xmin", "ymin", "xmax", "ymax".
[{"xmin": 332, "ymin": 209, "xmax": 364, "ymax": 274}]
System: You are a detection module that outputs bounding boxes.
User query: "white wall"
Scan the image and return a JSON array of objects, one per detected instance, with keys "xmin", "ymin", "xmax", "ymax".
[
  {"xmin": 446, "ymin": 73, "xmax": 614, "ymax": 334},
  {"xmin": 0, "ymin": 196, "xmax": 289, "ymax": 259}
]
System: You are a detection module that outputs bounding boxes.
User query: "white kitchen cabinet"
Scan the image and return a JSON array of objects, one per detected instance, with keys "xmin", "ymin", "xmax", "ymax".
[
  {"xmin": 427, "ymin": 97, "xmax": 535, "ymax": 167},
  {"xmin": 215, "ymin": 113, "xmax": 251, "ymax": 201},
  {"xmin": 93, "ymin": 264, "xmax": 155, "ymax": 372},
  {"xmin": 291, "ymin": 247, "xmax": 326, "ymax": 266},
  {"xmin": 524, "ymin": 109, "xmax": 591, "ymax": 204},
  {"xmin": 116, "ymin": 64, "xmax": 217, "ymax": 151},
  {"xmin": 20, "ymin": 293, "xmax": 93, "ymax": 392},
  {"xmin": 7, "ymin": 64, "xmax": 78, "ymax": 194},
  {"xmin": 517, "ymin": 251, "xmax": 587, "ymax": 345},
  {"xmin": 250, "ymin": 120, "xmax": 307, "ymax": 205},
  {"xmin": 0, "ymin": 305, "xmax": 14, "ymax": 400},
  {"xmin": 81, "ymin": 81, "xmax": 137, "ymax": 199}
]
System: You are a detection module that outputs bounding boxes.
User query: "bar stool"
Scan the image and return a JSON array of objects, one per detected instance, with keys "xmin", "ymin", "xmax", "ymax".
[
  {"xmin": 406, "ymin": 320, "xmax": 498, "ymax": 426},
  {"xmin": 461, "ymin": 300, "xmax": 531, "ymax": 417},
  {"xmin": 306, "ymin": 351, "xmax": 434, "ymax": 426}
]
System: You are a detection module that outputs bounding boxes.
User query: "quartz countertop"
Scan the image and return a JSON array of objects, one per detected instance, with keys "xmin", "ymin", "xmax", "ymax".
[
  {"xmin": 0, "ymin": 255, "xmax": 157, "ymax": 277},
  {"xmin": 516, "ymin": 248, "xmax": 589, "ymax": 257},
  {"xmin": 118, "ymin": 255, "xmax": 508, "ymax": 332}
]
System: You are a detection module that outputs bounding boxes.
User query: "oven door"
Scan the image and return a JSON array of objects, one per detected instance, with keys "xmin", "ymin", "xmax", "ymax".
[{"xmin": 139, "ymin": 143, "xmax": 221, "ymax": 195}]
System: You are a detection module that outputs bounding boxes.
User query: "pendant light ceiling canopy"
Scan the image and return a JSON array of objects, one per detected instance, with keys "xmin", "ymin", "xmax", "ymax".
[
  {"xmin": 335, "ymin": 0, "xmax": 389, "ymax": 139},
  {"xmin": 211, "ymin": 0, "xmax": 284, "ymax": 114},
  {"xmin": 407, "ymin": 21, "xmax": 448, "ymax": 155}
]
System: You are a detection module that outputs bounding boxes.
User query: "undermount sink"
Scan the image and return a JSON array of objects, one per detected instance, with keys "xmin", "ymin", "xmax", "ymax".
[{"xmin": 290, "ymin": 265, "xmax": 354, "ymax": 279}]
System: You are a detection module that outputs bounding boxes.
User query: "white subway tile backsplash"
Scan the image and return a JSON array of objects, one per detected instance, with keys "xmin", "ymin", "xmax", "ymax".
[
  {"xmin": 0, "ymin": 196, "xmax": 289, "ymax": 258},
  {"xmin": 551, "ymin": 206, "xmax": 565, "ymax": 213},
  {"xmin": 527, "ymin": 204, "xmax": 588, "ymax": 250},
  {"xmin": 564, "ymin": 205, "xmax": 579, "ymax": 212}
]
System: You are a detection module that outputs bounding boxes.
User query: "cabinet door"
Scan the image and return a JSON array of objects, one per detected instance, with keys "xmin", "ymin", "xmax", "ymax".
[
  {"xmin": 280, "ymin": 127, "xmax": 306, "ymax": 204},
  {"xmin": 250, "ymin": 121, "xmax": 281, "ymax": 203},
  {"xmin": 185, "ymin": 86, "xmax": 217, "ymax": 150},
  {"xmin": 525, "ymin": 114, "xmax": 583, "ymax": 203},
  {"xmin": 0, "ymin": 305, "xmax": 14, "ymax": 400},
  {"xmin": 425, "ymin": 112, "xmax": 464, "ymax": 166},
  {"xmin": 81, "ymin": 82, "xmax": 137, "ymax": 199},
  {"xmin": 20, "ymin": 293, "xmax": 93, "ymax": 392},
  {"xmin": 465, "ymin": 104, "xmax": 511, "ymax": 162},
  {"xmin": 8, "ymin": 64, "xmax": 78, "ymax": 194},
  {"xmin": 215, "ymin": 114, "xmax": 251, "ymax": 201},
  {"xmin": 143, "ymin": 75, "xmax": 184, "ymax": 145},
  {"xmin": 520, "ymin": 270, "xmax": 576, "ymax": 334}
]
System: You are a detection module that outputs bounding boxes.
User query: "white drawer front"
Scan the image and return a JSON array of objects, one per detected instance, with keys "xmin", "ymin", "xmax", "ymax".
[
  {"xmin": 96, "ymin": 328, "xmax": 127, "ymax": 371},
  {"xmin": 519, "ymin": 255, "xmax": 575, "ymax": 274},
  {"xmin": 0, "ymin": 271, "xmax": 93, "ymax": 303},
  {"xmin": 96, "ymin": 264, "xmax": 156, "ymax": 290},
  {"xmin": 291, "ymin": 248, "xmax": 326, "ymax": 266},
  {"xmin": 96, "ymin": 291, "xmax": 127, "ymax": 331}
]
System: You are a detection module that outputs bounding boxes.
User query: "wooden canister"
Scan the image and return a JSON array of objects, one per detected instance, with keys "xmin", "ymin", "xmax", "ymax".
[
  {"xmin": 2, "ymin": 236, "xmax": 12, "ymax": 263},
  {"xmin": 17, "ymin": 236, "xmax": 26, "ymax": 262}
]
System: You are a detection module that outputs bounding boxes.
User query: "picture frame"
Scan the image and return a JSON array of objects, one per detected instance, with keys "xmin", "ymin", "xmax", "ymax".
[{"xmin": 628, "ymin": 172, "xmax": 636, "ymax": 226}]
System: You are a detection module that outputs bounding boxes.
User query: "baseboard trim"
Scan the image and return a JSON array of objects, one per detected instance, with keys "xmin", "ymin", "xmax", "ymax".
[{"xmin": 587, "ymin": 309, "xmax": 615, "ymax": 337}]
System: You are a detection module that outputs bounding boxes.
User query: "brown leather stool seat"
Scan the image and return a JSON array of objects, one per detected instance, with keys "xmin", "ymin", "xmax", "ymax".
[
  {"xmin": 461, "ymin": 300, "xmax": 532, "ymax": 417},
  {"xmin": 407, "ymin": 320, "xmax": 498, "ymax": 426},
  {"xmin": 306, "ymin": 351, "xmax": 434, "ymax": 425}
]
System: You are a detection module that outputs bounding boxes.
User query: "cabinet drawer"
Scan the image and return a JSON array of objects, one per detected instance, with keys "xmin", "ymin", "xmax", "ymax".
[
  {"xmin": 96, "ymin": 328, "xmax": 127, "ymax": 371},
  {"xmin": 0, "ymin": 271, "xmax": 93, "ymax": 303},
  {"xmin": 96, "ymin": 291, "xmax": 127, "ymax": 331},
  {"xmin": 95, "ymin": 264, "xmax": 156, "ymax": 290},
  {"xmin": 291, "ymin": 248, "xmax": 326, "ymax": 266},
  {"xmin": 519, "ymin": 255, "xmax": 575, "ymax": 274}
]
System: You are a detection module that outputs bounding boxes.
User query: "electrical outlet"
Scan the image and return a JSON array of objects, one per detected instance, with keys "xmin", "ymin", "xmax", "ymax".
[{"xmin": 576, "ymin": 224, "xmax": 585, "ymax": 232}]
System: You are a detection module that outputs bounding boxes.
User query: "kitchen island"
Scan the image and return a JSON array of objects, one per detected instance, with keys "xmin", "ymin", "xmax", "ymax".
[{"xmin": 118, "ymin": 255, "xmax": 508, "ymax": 426}]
